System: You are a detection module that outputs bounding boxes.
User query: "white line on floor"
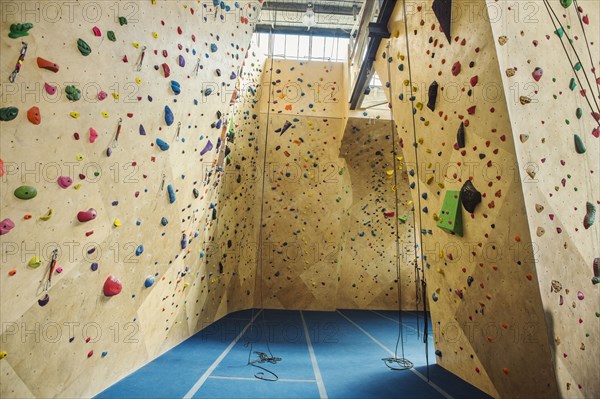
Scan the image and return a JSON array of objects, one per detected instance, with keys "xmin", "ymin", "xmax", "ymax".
[
  {"xmin": 300, "ymin": 311, "xmax": 328, "ymax": 399},
  {"xmin": 183, "ymin": 310, "xmax": 262, "ymax": 399},
  {"xmin": 337, "ymin": 311, "xmax": 453, "ymax": 399},
  {"xmin": 208, "ymin": 376, "xmax": 317, "ymax": 383},
  {"xmin": 370, "ymin": 310, "xmax": 434, "ymax": 338}
]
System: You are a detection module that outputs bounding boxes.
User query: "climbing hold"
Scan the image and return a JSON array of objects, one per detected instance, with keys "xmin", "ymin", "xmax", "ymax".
[
  {"xmin": 106, "ymin": 147, "xmax": 112, "ymax": 157},
  {"xmin": 583, "ymin": 202, "xmax": 596, "ymax": 229},
  {"xmin": 89, "ymin": 127, "xmax": 98, "ymax": 143},
  {"xmin": 574, "ymin": 135, "xmax": 586, "ymax": 154},
  {"xmin": 87, "ymin": 350, "xmax": 94, "ymax": 358},
  {"xmin": 181, "ymin": 233, "xmax": 187, "ymax": 249},
  {"xmin": 592, "ymin": 258, "xmax": 599, "ymax": 285},
  {"xmin": 65, "ymin": 85, "xmax": 81, "ymax": 101},
  {"xmin": 135, "ymin": 245, "xmax": 144, "ymax": 256},
  {"xmin": 119, "ymin": 16, "xmax": 127, "ymax": 25},
  {"xmin": 91, "ymin": 263, "xmax": 98, "ymax": 271},
  {"xmin": 178, "ymin": 55, "xmax": 185, "ymax": 67},
  {"xmin": 107, "ymin": 31, "xmax": 116, "ymax": 41},
  {"xmin": 103, "ymin": 275, "xmax": 122, "ymax": 297},
  {"xmin": 77, "ymin": 208, "xmax": 97, "ymax": 222},
  {"xmin": 161, "ymin": 217, "xmax": 168, "ymax": 226},
  {"xmin": 39, "ymin": 209, "xmax": 53, "ymax": 221},
  {"xmin": 8, "ymin": 23, "xmax": 33, "ymax": 38},
  {"xmin": 25, "ymin": 106, "xmax": 41, "ymax": 125},
  {"xmin": 77, "ymin": 38, "xmax": 91, "ymax": 56},
  {"xmin": 14, "ymin": 185, "xmax": 37, "ymax": 199},
  {"xmin": 532, "ymin": 67, "xmax": 543, "ymax": 82},
  {"xmin": 560, "ymin": 0, "xmax": 572, "ymax": 7},
  {"xmin": 37, "ymin": 57, "xmax": 59, "ymax": 72},
  {"xmin": 0, "ymin": 107, "xmax": 19, "ymax": 121},
  {"xmin": 44, "ymin": 83, "xmax": 57, "ymax": 95},
  {"xmin": 437, "ymin": 191, "xmax": 463, "ymax": 236},
  {"xmin": 167, "ymin": 184, "xmax": 176, "ymax": 203},
  {"xmin": 0, "ymin": 351, "xmax": 7, "ymax": 359},
  {"xmin": 0, "ymin": 218, "xmax": 15, "ymax": 235},
  {"xmin": 171, "ymin": 80, "xmax": 181, "ymax": 95},
  {"xmin": 451, "ymin": 61, "xmax": 461, "ymax": 76},
  {"xmin": 210, "ymin": 43, "xmax": 218, "ymax": 52},
  {"xmin": 427, "ymin": 81, "xmax": 438, "ymax": 111},
  {"xmin": 98, "ymin": 91, "xmax": 107, "ymax": 101},
  {"xmin": 162, "ymin": 63, "xmax": 170, "ymax": 78},
  {"xmin": 144, "ymin": 276, "xmax": 155, "ymax": 288},
  {"xmin": 57, "ymin": 176, "xmax": 73, "ymax": 189},
  {"xmin": 456, "ymin": 122, "xmax": 466, "ymax": 148},
  {"xmin": 28, "ymin": 256, "xmax": 42, "ymax": 268},
  {"xmin": 38, "ymin": 294, "xmax": 50, "ymax": 307},
  {"xmin": 460, "ymin": 180, "xmax": 482, "ymax": 213},
  {"xmin": 435, "ymin": 350, "xmax": 442, "ymax": 357},
  {"xmin": 139, "ymin": 124, "xmax": 146, "ymax": 136},
  {"xmin": 92, "ymin": 26, "xmax": 101, "ymax": 36},
  {"xmin": 156, "ymin": 138, "xmax": 170, "ymax": 151},
  {"xmin": 164, "ymin": 106, "xmax": 174, "ymax": 126},
  {"xmin": 204, "ymin": 87, "xmax": 213, "ymax": 96},
  {"xmin": 113, "ymin": 219, "xmax": 121, "ymax": 227},
  {"xmin": 200, "ymin": 140, "xmax": 213, "ymax": 156}
]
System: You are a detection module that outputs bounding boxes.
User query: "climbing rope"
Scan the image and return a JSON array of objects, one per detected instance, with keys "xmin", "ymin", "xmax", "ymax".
[
  {"xmin": 572, "ymin": 0, "xmax": 600, "ymax": 100},
  {"xmin": 542, "ymin": 0, "xmax": 600, "ymax": 122},
  {"xmin": 400, "ymin": 0, "xmax": 431, "ymax": 380},
  {"xmin": 245, "ymin": 28, "xmax": 281, "ymax": 381},
  {"xmin": 380, "ymin": 41, "xmax": 414, "ymax": 372}
]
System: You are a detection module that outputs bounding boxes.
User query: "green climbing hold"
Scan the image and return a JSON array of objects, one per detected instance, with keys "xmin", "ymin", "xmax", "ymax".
[
  {"xmin": 576, "ymin": 108, "xmax": 583, "ymax": 119},
  {"xmin": 0, "ymin": 107, "xmax": 19, "ymax": 121},
  {"xmin": 8, "ymin": 23, "xmax": 33, "ymax": 38},
  {"xmin": 569, "ymin": 78, "xmax": 577, "ymax": 91},
  {"xmin": 574, "ymin": 134, "xmax": 586, "ymax": 154},
  {"xmin": 28, "ymin": 256, "xmax": 42, "ymax": 268},
  {"xmin": 560, "ymin": 0, "xmax": 572, "ymax": 8},
  {"xmin": 14, "ymin": 185, "xmax": 37, "ymax": 200},
  {"xmin": 107, "ymin": 31, "xmax": 116, "ymax": 41},
  {"xmin": 555, "ymin": 28, "xmax": 564, "ymax": 38},
  {"xmin": 77, "ymin": 38, "xmax": 91, "ymax": 56},
  {"xmin": 437, "ymin": 191, "xmax": 463, "ymax": 237},
  {"xmin": 574, "ymin": 62, "xmax": 582, "ymax": 71},
  {"xmin": 65, "ymin": 85, "xmax": 81, "ymax": 101},
  {"xmin": 119, "ymin": 16, "xmax": 127, "ymax": 25}
]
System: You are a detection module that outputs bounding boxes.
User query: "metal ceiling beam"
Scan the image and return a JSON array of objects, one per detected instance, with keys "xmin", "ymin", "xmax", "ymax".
[
  {"xmin": 349, "ymin": 0, "xmax": 396, "ymax": 110},
  {"xmin": 255, "ymin": 24, "xmax": 351, "ymax": 37},
  {"xmin": 261, "ymin": 1, "xmax": 359, "ymax": 16}
]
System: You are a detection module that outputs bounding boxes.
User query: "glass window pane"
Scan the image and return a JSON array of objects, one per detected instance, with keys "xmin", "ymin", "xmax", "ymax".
[
  {"xmin": 273, "ymin": 34, "xmax": 286, "ymax": 56},
  {"xmin": 337, "ymin": 38, "xmax": 349, "ymax": 61},
  {"xmin": 324, "ymin": 37, "xmax": 334, "ymax": 60},
  {"xmin": 285, "ymin": 35, "xmax": 299, "ymax": 59},
  {"xmin": 312, "ymin": 36, "xmax": 325, "ymax": 60},
  {"xmin": 298, "ymin": 35, "xmax": 310, "ymax": 59},
  {"xmin": 257, "ymin": 33, "xmax": 269, "ymax": 56}
]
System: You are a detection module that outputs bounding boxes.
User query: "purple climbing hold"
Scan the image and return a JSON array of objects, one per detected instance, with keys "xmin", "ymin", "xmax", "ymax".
[
  {"xmin": 38, "ymin": 294, "xmax": 49, "ymax": 307},
  {"xmin": 91, "ymin": 262, "xmax": 98, "ymax": 271},
  {"xmin": 200, "ymin": 140, "xmax": 213, "ymax": 156},
  {"xmin": 57, "ymin": 176, "xmax": 73, "ymax": 189},
  {"xmin": 178, "ymin": 55, "xmax": 185, "ymax": 67},
  {"xmin": 139, "ymin": 124, "xmax": 146, "ymax": 135}
]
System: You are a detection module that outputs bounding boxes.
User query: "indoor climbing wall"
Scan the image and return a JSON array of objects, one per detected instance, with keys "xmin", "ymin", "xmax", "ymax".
[
  {"xmin": 373, "ymin": 0, "xmax": 561, "ymax": 397},
  {"xmin": 337, "ymin": 117, "xmax": 418, "ymax": 310},
  {"xmin": 0, "ymin": 1, "xmax": 262, "ymax": 397},
  {"xmin": 488, "ymin": 1, "xmax": 599, "ymax": 396}
]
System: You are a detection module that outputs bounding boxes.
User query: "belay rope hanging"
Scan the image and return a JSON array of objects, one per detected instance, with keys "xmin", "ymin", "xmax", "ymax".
[{"xmin": 245, "ymin": 28, "xmax": 282, "ymax": 382}]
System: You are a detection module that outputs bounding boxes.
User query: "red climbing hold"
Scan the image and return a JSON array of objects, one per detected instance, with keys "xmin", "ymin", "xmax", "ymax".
[
  {"xmin": 103, "ymin": 275, "xmax": 122, "ymax": 297},
  {"xmin": 451, "ymin": 61, "xmax": 461, "ymax": 76}
]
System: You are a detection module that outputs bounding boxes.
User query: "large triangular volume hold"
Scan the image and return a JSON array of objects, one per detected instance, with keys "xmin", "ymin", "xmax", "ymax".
[
  {"xmin": 432, "ymin": 0, "xmax": 453, "ymax": 43},
  {"xmin": 437, "ymin": 190, "xmax": 463, "ymax": 236}
]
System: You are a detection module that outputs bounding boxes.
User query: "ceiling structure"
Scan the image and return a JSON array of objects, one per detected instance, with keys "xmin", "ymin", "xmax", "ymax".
[{"xmin": 257, "ymin": 0, "xmax": 368, "ymax": 37}]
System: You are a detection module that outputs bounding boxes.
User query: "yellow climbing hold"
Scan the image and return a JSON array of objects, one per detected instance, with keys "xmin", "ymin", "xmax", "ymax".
[
  {"xmin": 39, "ymin": 208, "xmax": 53, "ymax": 221},
  {"xmin": 76, "ymin": 154, "xmax": 84, "ymax": 161},
  {"xmin": 0, "ymin": 351, "xmax": 6, "ymax": 359},
  {"xmin": 386, "ymin": 170, "xmax": 394, "ymax": 176},
  {"xmin": 102, "ymin": 112, "xmax": 109, "ymax": 118},
  {"xmin": 418, "ymin": 138, "xmax": 424, "ymax": 144},
  {"xmin": 437, "ymin": 268, "xmax": 445, "ymax": 275},
  {"xmin": 403, "ymin": 80, "xmax": 410, "ymax": 86},
  {"xmin": 433, "ymin": 213, "xmax": 439, "ymax": 221},
  {"xmin": 416, "ymin": 102, "xmax": 423, "ymax": 110},
  {"xmin": 152, "ymin": 32, "xmax": 158, "ymax": 39},
  {"xmin": 136, "ymin": 77, "xmax": 142, "ymax": 85},
  {"xmin": 74, "ymin": 184, "xmax": 81, "ymax": 190},
  {"xmin": 426, "ymin": 175, "xmax": 434, "ymax": 184},
  {"xmin": 70, "ymin": 112, "xmax": 80, "ymax": 119},
  {"xmin": 112, "ymin": 93, "xmax": 120, "ymax": 100},
  {"xmin": 113, "ymin": 219, "xmax": 122, "ymax": 227},
  {"xmin": 133, "ymin": 42, "xmax": 140, "ymax": 48},
  {"xmin": 438, "ymin": 250, "xmax": 444, "ymax": 259},
  {"xmin": 28, "ymin": 256, "xmax": 42, "ymax": 268}
]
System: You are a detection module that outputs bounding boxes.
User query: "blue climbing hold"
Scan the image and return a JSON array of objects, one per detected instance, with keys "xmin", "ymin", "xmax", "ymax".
[
  {"xmin": 164, "ymin": 105, "xmax": 174, "ymax": 126},
  {"xmin": 161, "ymin": 217, "xmax": 168, "ymax": 226},
  {"xmin": 135, "ymin": 245, "xmax": 144, "ymax": 256},
  {"xmin": 210, "ymin": 43, "xmax": 218, "ymax": 52},
  {"xmin": 156, "ymin": 138, "xmax": 170, "ymax": 151},
  {"xmin": 204, "ymin": 87, "xmax": 213, "ymax": 96},
  {"xmin": 181, "ymin": 233, "xmax": 187, "ymax": 249},
  {"xmin": 171, "ymin": 80, "xmax": 181, "ymax": 95},
  {"xmin": 144, "ymin": 275, "xmax": 155, "ymax": 288},
  {"xmin": 167, "ymin": 184, "xmax": 176, "ymax": 203}
]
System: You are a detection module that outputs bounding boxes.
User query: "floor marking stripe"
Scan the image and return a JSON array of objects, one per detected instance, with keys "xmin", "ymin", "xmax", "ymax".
[
  {"xmin": 183, "ymin": 310, "xmax": 262, "ymax": 399},
  {"xmin": 300, "ymin": 311, "xmax": 328, "ymax": 399},
  {"xmin": 370, "ymin": 310, "xmax": 434, "ymax": 338},
  {"xmin": 208, "ymin": 376, "xmax": 317, "ymax": 383},
  {"xmin": 337, "ymin": 310, "xmax": 453, "ymax": 399}
]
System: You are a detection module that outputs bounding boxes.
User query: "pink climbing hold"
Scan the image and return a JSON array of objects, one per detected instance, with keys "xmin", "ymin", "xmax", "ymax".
[
  {"xmin": 592, "ymin": 112, "xmax": 600, "ymax": 122},
  {"xmin": 92, "ymin": 26, "xmax": 101, "ymax": 36},
  {"xmin": 44, "ymin": 83, "xmax": 57, "ymax": 95},
  {"xmin": 57, "ymin": 176, "xmax": 73, "ymax": 189},
  {"xmin": 77, "ymin": 208, "xmax": 97, "ymax": 222},
  {"xmin": 0, "ymin": 218, "xmax": 15, "ymax": 235},
  {"xmin": 532, "ymin": 67, "xmax": 543, "ymax": 82},
  {"xmin": 89, "ymin": 127, "xmax": 98, "ymax": 143},
  {"xmin": 103, "ymin": 275, "xmax": 122, "ymax": 297},
  {"xmin": 577, "ymin": 291, "xmax": 584, "ymax": 300},
  {"xmin": 98, "ymin": 91, "xmax": 107, "ymax": 101}
]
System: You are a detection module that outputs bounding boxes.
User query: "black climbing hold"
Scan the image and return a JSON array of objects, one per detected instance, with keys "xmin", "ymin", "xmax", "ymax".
[
  {"xmin": 457, "ymin": 122, "xmax": 465, "ymax": 148},
  {"xmin": 460, "ymin": 180, "xmax": 482, "ymax": 213},
  {"xmin": 427, "ymin": 81, "xmax": 438, "ymax": 111}
]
